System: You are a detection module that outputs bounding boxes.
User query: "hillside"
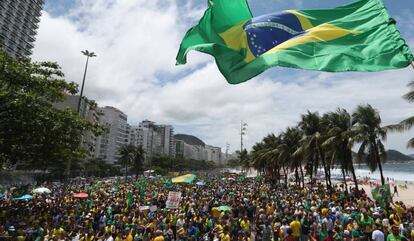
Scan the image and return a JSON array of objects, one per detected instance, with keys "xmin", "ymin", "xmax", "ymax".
[
  {"xmin": 174, "ymin": 134, "xmax": 205, "ymax": 147},
  {"xmin": 386, "ymin": 149, "xmax": 414, "ymax": 162}
]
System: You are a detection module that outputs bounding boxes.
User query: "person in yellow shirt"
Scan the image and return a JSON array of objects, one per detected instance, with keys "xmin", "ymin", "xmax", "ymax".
[
  {"xmin": 123, "ymin": 229, "xmax": 133, "ymax": 241},
  {"xmin": 212, "ymin": 207, "xmax": 220, "ymax": 218},
  {"xmin": 240, "ymin": 216, "xmax": 250, "ymax": 232},
  {"xmin": 153, "ymin": 230, "xmax": 165, "ymax": 241},
  {"xmin": 290, "ymin": 216, "xmax": 301, "ymax": 240},
  {"xmin": 52, "ymin": 226, "xmax": 65, "ymax": 240},
  {"xmin": 266, "ymin": 203, "xmax": 274, "ymax": 216},
  {"xmin": 221, "ymin": 227, "xmax": 231, "ymax": 241}
]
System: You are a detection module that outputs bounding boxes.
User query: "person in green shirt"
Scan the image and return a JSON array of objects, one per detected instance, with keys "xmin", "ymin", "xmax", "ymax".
[
  {"xmin": 387, "ymin": 225, "xmax": 404, "ymax": 241},
  {"xmin": 358, "ymin": 211, "xmax": 374, "ymax": 240}
]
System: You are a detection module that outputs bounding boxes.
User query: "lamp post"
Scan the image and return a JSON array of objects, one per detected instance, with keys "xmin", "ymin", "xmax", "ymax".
[
  {"xmin": 65, "ymin": 50, "xmax": 96, "ymax": 179},
  {"xmin": 77, "ymin": 50, "xmax": 97, "ymax": 114}
]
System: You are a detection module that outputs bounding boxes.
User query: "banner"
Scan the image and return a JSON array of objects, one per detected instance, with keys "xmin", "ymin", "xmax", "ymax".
[
  {"xmin": 371, "ymin": 184, "xmax": 392, "ymax": 208},
  {"xmin": 166, "ymin": 191, "xmax": 182, "ymax": 209}
]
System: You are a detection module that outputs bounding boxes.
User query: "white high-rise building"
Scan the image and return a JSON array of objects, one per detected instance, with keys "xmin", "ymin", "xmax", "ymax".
[
  {"xmin": 0, "ymin": 0, "xmax": 44, "ymax": 56},
  {"xmin": 129, "ymin": 120, "xmax": 175, "ymax": 159},
  {"xmin": 95, "ymin": 106, "xmax": 128, "ymax": 164},
  {"xmin": 54, "ymin": 95, "xmax": 100, "ymax": 158},
  {"xmin": 174, "ymin": 134, "xmax": 222, "ymax": 164},
  {"xmin": 205, "ymin": 145, "xmax": 222, "ymax": 164}
]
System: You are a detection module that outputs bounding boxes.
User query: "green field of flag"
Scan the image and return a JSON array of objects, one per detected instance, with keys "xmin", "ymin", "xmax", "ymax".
[{"xmin": 176, "ymin": 0, "xmax": 414, "ymax": 84}]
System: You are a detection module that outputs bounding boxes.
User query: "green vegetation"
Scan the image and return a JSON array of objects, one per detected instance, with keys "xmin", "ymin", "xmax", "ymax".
[
  {"xmin": 0, "ymin": 50, "xmax": 103, "ymax": 177},
  {"xmin": 386, "ymin": 80, "xmax": 414, "ymax": 148},
  {"xmin": 250, "ymin": 105, "xmax": 389, "ymax": 188},
  {"xmin": 115, "ymin": 146, "xmax": 219, "ymax": 177}
]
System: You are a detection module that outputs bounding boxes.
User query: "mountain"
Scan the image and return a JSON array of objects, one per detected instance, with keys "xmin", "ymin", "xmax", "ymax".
[
  {"xmin": 174, "ymin": 134, "xmax": 205, "ymax": 147},
  {"xmin": 386, "ymin": 149, "xmax": 414, "ymax": 162}
]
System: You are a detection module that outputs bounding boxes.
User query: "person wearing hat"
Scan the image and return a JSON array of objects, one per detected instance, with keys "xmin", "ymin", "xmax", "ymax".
[
  {"xmin": 103, "ymin": 232, "xmax": 114, "ymax": 241},
  {"xmin": 343, "ymin": 230, "xmax": 352, "ymax": 241},
  {"xmin": 386, "ymin": 225, "xmax": 404, "ymax": 241},
  {"xmin": 372, "ymin": 222, "xmax": 384, "ymax": 241}
]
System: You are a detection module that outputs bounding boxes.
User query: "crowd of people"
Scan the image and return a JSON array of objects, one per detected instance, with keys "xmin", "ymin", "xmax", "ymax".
[{"xmin": 1, "ymin": 173, "xmax": 414, "ymax": 241}]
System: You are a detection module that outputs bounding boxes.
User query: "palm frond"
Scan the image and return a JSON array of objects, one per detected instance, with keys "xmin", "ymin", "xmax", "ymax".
[
  {"xmin": 384, "ymin": 124, "xmax": 405, "ymax": 132},
  {"xmin": 407, "ymin": 137, "xmax": 414, "ymax": 148},
  {"xmin": 403, "ymin": 90, "xmax": 414, "ymax": 103}
]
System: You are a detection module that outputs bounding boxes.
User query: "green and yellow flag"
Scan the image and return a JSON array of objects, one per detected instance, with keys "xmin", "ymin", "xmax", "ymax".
[
  {"xmin": 126, "ymin": 192, "xmax": 134, "ymax": 208},
  {"xmin": 176, "ymin": 0, "xmax": 413, "ymax": 84},
  {"xmin": 371, "ymin": 184, "xmax": 392, "ymax": 208},
  {"xmin": 171, "ymin": 174, "xmax": 196, "ymax": 184}
]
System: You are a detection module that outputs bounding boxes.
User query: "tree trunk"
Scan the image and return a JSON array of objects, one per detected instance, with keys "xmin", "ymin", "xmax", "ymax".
[
  {"xmin": 295, "ymin": 166, "xmax": 299, "ymax": 186},
  {"xmin": 318, "ymin": 147, "xmax": 330, "ymax": 189},
  {"xmin": 342, "ymin": 168, "xmax": 348, "ymax": 191},
  {"xmin": 377, "ymin": 157, "xmax": 385, "ymax": 186},
  {"xmin": 300, "ymin": 165, "xmax": 305, "ymax": 188},
  {"xmin": 350, "ymin": 163, "xmax": 358, "ymax": 191},
  {"xmin": 283, "ymin": 167, "xmax": 288, "ymax": 184},
  {"xmin": 373, "ymin": 141, "xmax": 385, "ymax": 186},
  {"xmin": 309, "ymin": 160, "xmax": 314, "ymax": 187},
  {"xmin": 125, "ymin": 161, "xmax": 128, "ymax": 182},
  {"xmin": 276, "ymin": 166, "xmax": 281, "ymax": 184}
]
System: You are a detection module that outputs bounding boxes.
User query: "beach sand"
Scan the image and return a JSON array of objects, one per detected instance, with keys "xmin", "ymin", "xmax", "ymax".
[{"xmin": 357, "ymin": 183, "xmax": 414, "ymax": 207}]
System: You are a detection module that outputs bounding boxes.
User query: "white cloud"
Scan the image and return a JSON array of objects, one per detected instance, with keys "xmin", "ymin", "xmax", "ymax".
[{"xmin": 33, "ymin": 0, "xmax": 414, "ymax": 155}]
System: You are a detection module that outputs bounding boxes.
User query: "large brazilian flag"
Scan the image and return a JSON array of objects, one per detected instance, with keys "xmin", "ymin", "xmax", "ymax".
[{"xmin": 176, "ymin": 0, "xmax": 414, "ymax": 84}]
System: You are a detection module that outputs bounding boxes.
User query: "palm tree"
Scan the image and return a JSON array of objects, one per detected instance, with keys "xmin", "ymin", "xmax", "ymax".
[
  {"xmin": 279, "ymin": 127, "xmax": 303, "ymax": 186},
  {"xmin": 322, "ymin": 109, "xmax": 358, "ymax": 190},
  {"xmin": 132, "ymin": 145, "xmax": 145, "ymax": 179},
  {"xmin": 298, "ymin": 111, "xmax": 331, "ymax": 188},
  {"xmin": 386, "ymin": 80, "xmax": 414, "ymax": 148},
  {"xmin": 118, "ymin": 144, "xmax": 135, "ymax": 181},
  {"xmin": 251, "ymin": 134, "xmax": 283, "ymax": 181},
  {"xmin": 240, "ymin": 149, "xmax": 250, "ymax": 173},
  {"xmin": 352, "ymin": 104, "xmax": 387, "ymax": 185}
]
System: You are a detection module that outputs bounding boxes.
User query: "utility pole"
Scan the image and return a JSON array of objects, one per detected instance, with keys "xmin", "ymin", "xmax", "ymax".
[
  {"xmin": 225, "ymin": 143, "xmax": 229, "ymax": 164},
  {"xmin": 240, "ymin": 120, "xmax": 247, "ymax": 164}
]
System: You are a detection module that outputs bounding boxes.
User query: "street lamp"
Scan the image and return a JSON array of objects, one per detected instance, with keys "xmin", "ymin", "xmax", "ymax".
[
  {"xmin": 65, "ymin": 50, "xmax": 96, "ymax": 179},
  {"xmin": 77, "ymin": 50, "xmax": 97, "ymax": 114}
]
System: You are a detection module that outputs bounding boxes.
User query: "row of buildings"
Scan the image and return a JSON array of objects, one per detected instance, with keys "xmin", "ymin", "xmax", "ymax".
[
  {"xmin": 0, "ymin": 2, "xmax": 231, "ymax": 166},
  {"xmin": 54, "ymin": 95, "xmax": 227, "ymax": 165}
]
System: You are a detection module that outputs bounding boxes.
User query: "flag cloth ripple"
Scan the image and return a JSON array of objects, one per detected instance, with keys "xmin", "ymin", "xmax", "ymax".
[
  {"xmin": 176, "ymin": 0, "xmax": 414, "ymax": 84},
  {"xmin": 171, "ymin": 174, "xmax": 196, "ymax": 183}
]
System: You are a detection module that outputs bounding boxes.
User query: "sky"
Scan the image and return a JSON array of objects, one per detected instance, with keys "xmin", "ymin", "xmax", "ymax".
[{"xmin": 32, "ymin": 0, "xmax": 414, "ymax": 154}]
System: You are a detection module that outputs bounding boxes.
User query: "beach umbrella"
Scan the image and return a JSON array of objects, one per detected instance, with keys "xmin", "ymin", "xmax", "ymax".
[
  {"xmin": 171, "ymin": 174, "xmax": 196, "ymax": 184},
  {"xmin": 196, "ymin": 181, "xmax": 206, "ymax": 186},
  {"xmin": 32, "ymin": 187, "xmax": 51, "ymax": 194},
  {"xmin": 228, "ymin": 177, "xmax": 236, "ymax": 181},
  {"xmin": 73, "ymin": 192, "xmax": 88, "ymax": 199},
  {"xmin": 217, "ymin": 206, "xmax": 232, "ymax": 212},
  {"xmin": 13, "ymin": 194, "xmax": 33, "ymax": 200}
]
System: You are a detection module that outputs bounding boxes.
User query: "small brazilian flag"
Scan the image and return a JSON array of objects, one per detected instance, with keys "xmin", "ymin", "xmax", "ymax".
[
  {"xmin": 126, "ymin": 192, "xmax": 134, "ymax": 208},
  {"xmin": 371, "ymin": 184, "xmax": 392, "ymax": 208},
  {"xmin": 176, "ymin": 0, "xmax": 414, "ymax": 84},
  {"xmin": 164, "ymin": 178, "xmax": 173, "ymax": 188}
]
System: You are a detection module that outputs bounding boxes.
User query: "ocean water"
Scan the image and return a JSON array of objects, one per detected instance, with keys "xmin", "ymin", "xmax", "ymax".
[
  {"xmin": 329, "ymin": 162, "xmax": 414, "ymax": 182},
  {"xmin": 353, "ymin": 162, "xmax": 414, "ymax": 182},
  {"xmin": 226, "ymin": 162, "xmax": 414, "ymax": 182}
]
